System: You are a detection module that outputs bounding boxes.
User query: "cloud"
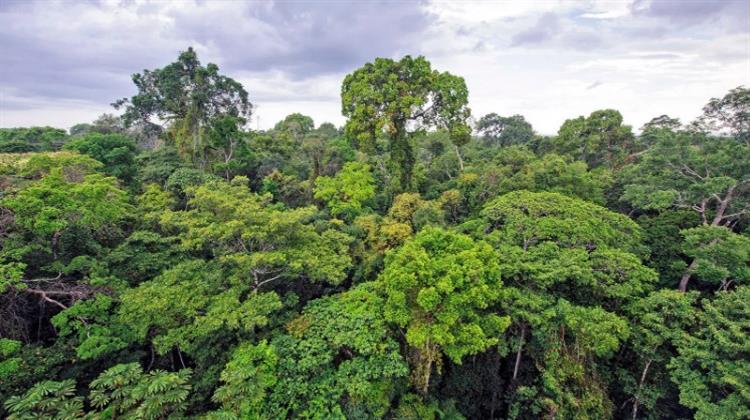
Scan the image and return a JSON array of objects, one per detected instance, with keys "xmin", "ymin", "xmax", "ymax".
[
  {"xmin": 0, "ymin": 0, "xmax": 433, "ymax": 116},
  {"xmin": 511, "ymin": 13, "xmax": 560, "ymax": 46},
  {"xmin": 631, "ymin": 0, "xmax": 748, "ymax": 28},
  {"xmin": 0, "ymin": 0, "xmax": 748, "ymax": 134},
  {"xmin": 169, "ymin": 1, "xmax": 434, "ymax": 76}
]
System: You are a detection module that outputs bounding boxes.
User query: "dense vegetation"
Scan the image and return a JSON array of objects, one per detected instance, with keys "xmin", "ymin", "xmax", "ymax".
[{"xmin": 1, "ymin": 48, "xmax": 748, "ymax": 419}]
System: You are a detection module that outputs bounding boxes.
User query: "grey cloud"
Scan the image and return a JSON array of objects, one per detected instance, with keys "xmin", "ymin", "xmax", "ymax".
[
  {"xmin": 510, "ymin": 13, "xmax": 604, "ymax": 51},
  {"xmin": 586, "ymin": 81, "xmax": 603, "ymax": 90},
  {"xmin": 511, "ymin": 13, "xmax": 560, "ymax": 46},
  {"xmin": 632, "ymin": 0, "xmax": 748, "ymax": 29},
  {"xmin": 0, "ymin": 0, "xmax": 434, "ymax": 113},
  {"xmin": 158, "ymin": 1, "xmax": 433, "ymax": 76},
  {"xmin": 561, "ymin": 29, "xmax": 603, "ymax": 51}
]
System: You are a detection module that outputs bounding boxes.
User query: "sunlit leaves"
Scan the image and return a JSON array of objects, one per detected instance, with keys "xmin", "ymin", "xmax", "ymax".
[
  {"xmin": 669, "ymin": 286, "xmax": 750, "ymax": 420},
  {"xmin": 89, "ymin": 362, "xmax": 192, "ymax": 420},
  {"xmin": 314, "ymin": 161, "xmax": 375, "ymax": 219},
  {"xmin": 378, "ymin": 227, "xmax": 509, "ymax": 393}
]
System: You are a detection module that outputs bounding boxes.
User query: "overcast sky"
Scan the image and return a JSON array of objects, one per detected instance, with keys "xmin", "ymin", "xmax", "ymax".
[{"xmin": 1, "ymin": 0, "xmax": 748, "ymax": 134}]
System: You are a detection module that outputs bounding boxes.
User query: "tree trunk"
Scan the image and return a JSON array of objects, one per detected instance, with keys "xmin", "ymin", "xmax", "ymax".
[
  {"xmin": 454, "ymin": 144, "xmax": 464, "ymax": 172},
  {"xmin": 678, "ymin": 260, "xmax": 696, "ymax": 292},
  {"xmin": 632, "ymin": 359, "xmax": 652, "ymax": 420},
  {"xmin": 512, "ymin": 325, "xmax": 526, "ymax": 381},
  {"xmin": 420, "ymin": 349, "xmax": 433, "ymax": 396},
  {"xmin": 711, "ymin": 184, "xmax": 735, "ymax": 226},
  {"xmin": 679, "ymin": 185, "xmax": 734, "ymax": 291}
]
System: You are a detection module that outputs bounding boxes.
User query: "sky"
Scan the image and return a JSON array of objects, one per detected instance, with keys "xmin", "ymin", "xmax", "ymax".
[{"xmin": 0, "ymin": 0, "xmax": 748, "ymax": 134}]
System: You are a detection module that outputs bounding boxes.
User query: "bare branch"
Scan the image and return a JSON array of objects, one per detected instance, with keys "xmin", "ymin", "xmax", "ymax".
[{"xmin": 23, "ymin": 289, "xmax": 68, "ymax": 310}]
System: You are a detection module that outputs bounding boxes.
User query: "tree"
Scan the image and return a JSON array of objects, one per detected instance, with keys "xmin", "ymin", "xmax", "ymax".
[
  {"xmin": 621, "ymin": 128, "xmax": 750, "ymax": 291},
  {"xmin": 4, "ymin": 379, "xmax": 84, "ymax": 420},
  {"xmin": 118, "ymin": 177, "xmax": 352, "ymax": 357},
  {"xmin": 160, "ymin": 176, "xmax": 352, "ymax": 288},
  {"xmin": 114, "ymin": 47, "xmax": 252, "ymax": 167},
  {"xmin": 314, "ymin": 161, "xmax": 375, "ymax": 219},
  {"xmin": 624, "ymin": 290, "xmax": 698, "ymax": 419},
  {"xmin": 211, "ymin": 340, "xmax": 278, "ymax": 418},
  {"xmin": 680, "ymin": 226, "xmax": 750, "ymax": 291},
  {"xmin": 342, "ymin": 55, "xmax": 471, "ymax": 191},
  {"xmin": 494, "ymin": 152, "xmax": 608, "ymax": 205},
  {"xmin": 476, "ymin": 113, "xmax": 534, "ymax": 147},
  {"xmin": 1, "ymin": 168, "xmax": 131, "ymax": 262},
  {"xmin": 274, "ymin": 113, "xmax": 315, "ymax": 144},
  {"xmin": 118, "ymin": 259, "xmax": 283, "ymax": 356},
  {"xmin": 50, "ymin": 294, "xmax": 135, "ymax": 360},
  {"xmin": 553, "ymin": 109, "xmax": 635, "ymax": 169},
  {"xmin": 698, "ymin": 86, "xmax": 749, "ymax": 144},
  {"xmin": 213, "ymin": 284, "xmax": 408, "ymax": 418},
  {"xmin": 476, "ymin": 191, "xmax": 655, "ymax": 419},
  {"xmin": 89, "ymin": 362, "xmax": 192, "ymax": 419},
  {"xmin": 207, "ymin": 116, "xmax": 250, "ymax": 180},
  {"xmin": 636, "ymin": 211, "xmax": 700, "ymax": 288},
  {"xmin": 0, "ymin": 127, "xmax": 68, "ymax": 153},
  {"xmin": 0, "ymin": 166, "xmax": 132, "ymax": 322},
  {"xmin": 378, "ymin": 227, "xmax": 509, "ymax": 395},
  {"xmin": 63, "ymin": 133, "xmax": 138, "ymax": 183},
  {"xmin": 69, "ymin": 113, "xmax": 127, "ymax": 138},
  {"xmin": 669, "ymin": 286, "xmax": 750, "ymax": 420},
  {"xmin": 135, "ymin": 146, "xmax": 183, "ymax": 186}
]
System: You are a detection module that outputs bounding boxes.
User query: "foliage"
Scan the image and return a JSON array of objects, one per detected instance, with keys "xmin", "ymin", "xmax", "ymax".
[
  {"xmin": 477, "ymin": 190, "xmax": 656, "ymax": 418},
  {"xmin": 476, "ymin": 113, "xmax": 534, "ymax": 147},
  {"xmin": 552, "ymin": 109, "xmax": 635, "ymax": 169},
  {"xmin": 215, "ymin": 284, "xmax": 408, "ymax": 418},
  {"xmin": 2, "ymin": 50, "xmax": 748, "ymax": 420},
  {"xmin": 89, "ymin": 362, "xmax": 192, "ymax": 419},
  {"xmin": 0, "ymin": 127, "xmax": 68, "ymax": 153},
  {"xmin": 118, "ymin": 259, "xmax": 283, "ymax": 355},
  {"xmin": 669, "ymin": 286, "xmax": 750, "ymax": 420},
  {"xmin": 342, "ymin": 55, "xmax": 471, "ymax": 191},
  {"xmin": 4, "ymin": 379, "xmax": 84, "ymax": 420},
  {"xmin": 621, "ymin": 130, "xmax": 749, "ymax": 226},
  {"xmin": 161, "ymin": 176, "xmax": 352, "ymax": 286},
  {"xmin": 698, "ymin": 85, "xmax": 749, "ymax": 143},
  {"xmin": 378, "ymin": 227, "xmax": 509, "ymax": 394},
  {"xmin": 0, "ymin": 338, "xmax": 22, "ymax": 376},
  {"xmin": 681, "ymin": 226, "xmax": 750, "ymax": 289},
  {"xmin": 63, "ymin": 133, "xmax": 138, "ymax": 183},
  {"xmin": 314, "ymin": 161, "xmax": 375, "ymax": 219},
  {"xmin": 114, "ymin": 47, "xmax": 252, "ymax": 167}
]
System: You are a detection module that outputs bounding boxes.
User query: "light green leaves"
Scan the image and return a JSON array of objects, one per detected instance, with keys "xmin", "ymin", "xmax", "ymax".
[
  {"xmin": 314, "ymin": 161, "xmax": 375, "ymax": 219},
  {"xmin": 161, "ymin": 176, "xmax": 352, "ymax": 285},
  {"xmin": 3, "ymin": 169, "xmax": 131, "ymax": 239},
  {"xmin": 118, "ymin": 260, "xmax": 282, "ymax": 355},
  {"xmin": 4, "ymin": 379, "xmax": 84, "ymax": 420},
  {"xmin": 378, "ymin": 227, "xmax": 509, "ymax": 393},
  {"xmin": 681, "ymin": 226, "xmax": 750, "ymax": 288},
  {"xmin": 480, "ymin": 190, "xmax": 644, "ymax": 255},
  {"xmin": 89, "ymin": 362, "xmax": 192, "ymax": 420},
  {"xmin": 215, "ymin": 284, "xmax": 408, "ymax": 418},
  {"xmin": 669, "ymin": 287, "xmax": 750, "ymax": 420}
]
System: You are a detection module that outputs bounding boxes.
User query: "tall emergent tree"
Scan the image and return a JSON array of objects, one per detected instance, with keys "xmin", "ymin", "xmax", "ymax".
[
  {"xmin": 114, "ymin": 47, "xmax": 252, "ymax": 168},
  {"xmin": 476, "ymin": 113, "xmax": 534, "ymax": 147},
  {"xmin": 622, "ymin": 96, "xmax": 750, "ymax": 292},
  {"xmin": 697, "ymin": 86, "xmax": 749, "ymax": 144},
  {"xmin": 341, "ymin": 56, "xmax": 471, "ymax": 191},
  {"xmin": 553, "ymin": 109, "xmax": 635, "ymax": 169}
]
